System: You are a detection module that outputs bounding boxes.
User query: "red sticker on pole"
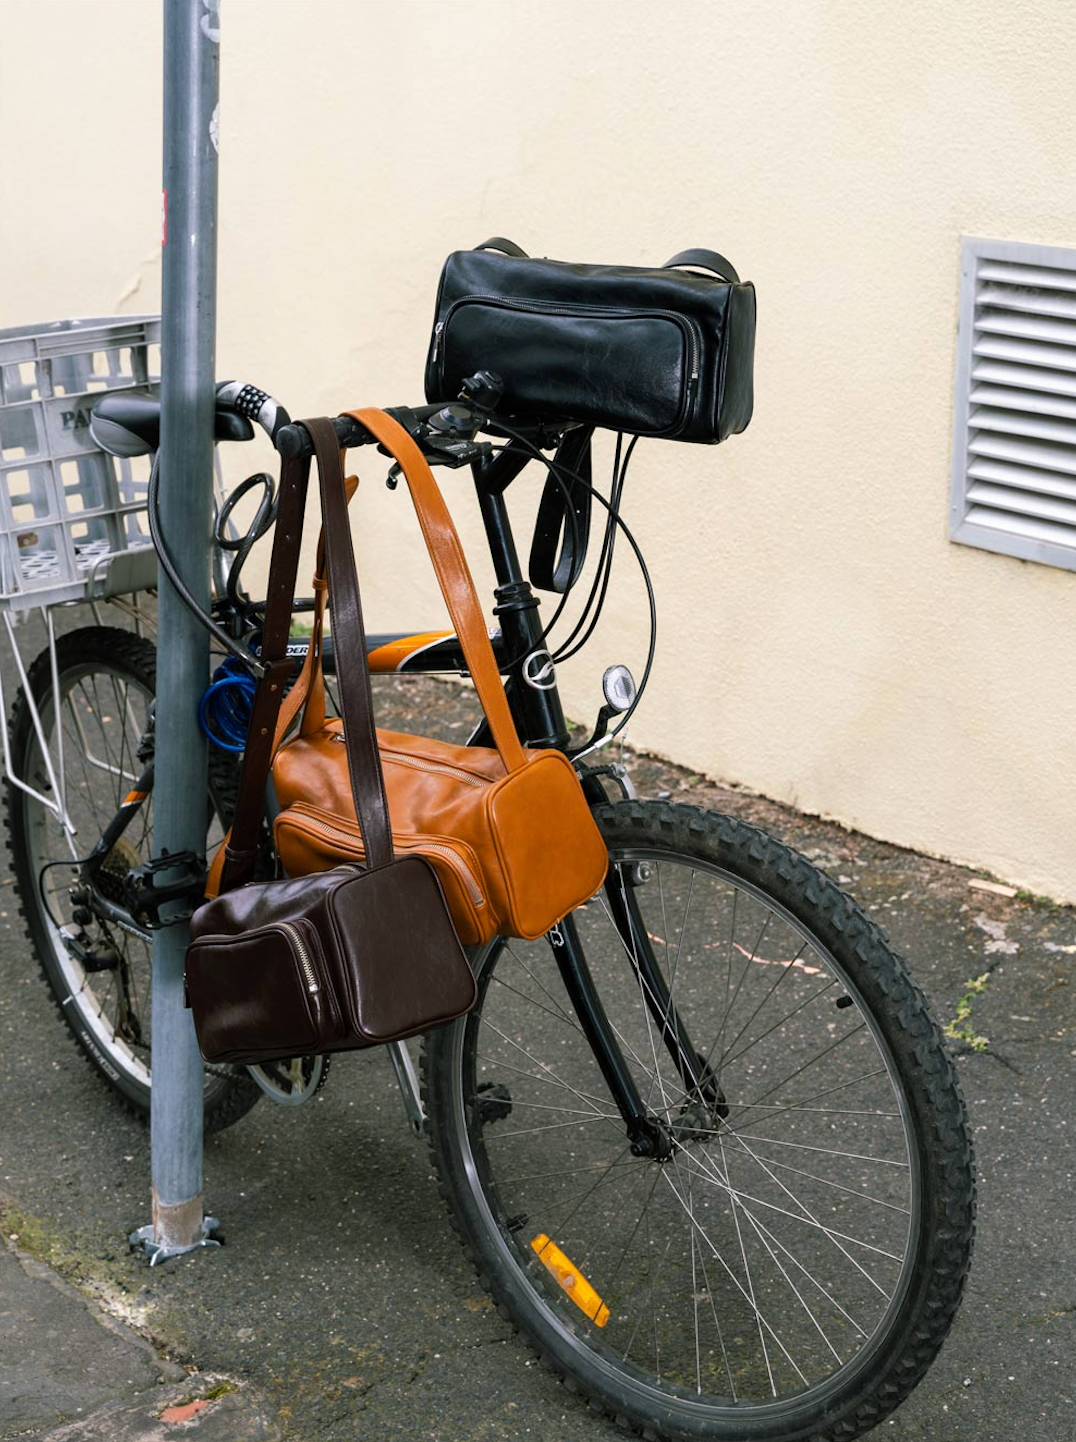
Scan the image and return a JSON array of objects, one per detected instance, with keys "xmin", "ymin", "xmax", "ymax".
[{"xmin": 161, "ymin": 189, "xmax": 168, "ymax": 247}]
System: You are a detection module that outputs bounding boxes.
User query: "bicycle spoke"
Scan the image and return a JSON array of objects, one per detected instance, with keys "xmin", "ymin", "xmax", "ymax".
[
  {"xmin": 500, "ymin": 943, "xmax": 583, "ymax": 1033},
  {"xmin": 687, "ymin": 1168, "xmax": 702, "ymax": 1394},
  {"xmin": 738, "ymin": 1188, "xmax": 844, "ymax": 1366},
  {"xmin": 545, "ymin": 1144, "xmax": 634, "ymax": 1234},
  {"xmin": 728, "ymin": 1024, "xmax": 870, "ymax": 1117},
  {"xmin": 661, "ymin": 1160, "xmax": 803, "ymax": 1388},
  {"xmin": 721, "ymin": 1132, "xmax": 909, "ymax": 1169},
  {"xmin": 677, "ymin": 1145, "xmax": 904, "ymax": 1272},
  {"xmin": 474, "ymin": 1052, "xmax": 615, "ymax": 1111},
  {"xmin": 12, "ymin": 638, "xmax": 235, "ymax": 1109}
]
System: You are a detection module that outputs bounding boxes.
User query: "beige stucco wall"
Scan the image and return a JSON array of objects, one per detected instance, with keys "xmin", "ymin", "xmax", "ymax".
[{"xmin": 3, "ymin": 0, "xmax": 1075, "ymax": 899}]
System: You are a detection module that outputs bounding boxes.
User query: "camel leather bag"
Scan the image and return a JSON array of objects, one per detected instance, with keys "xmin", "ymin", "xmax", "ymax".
[
  {"xmin": 269, "ymin": 407, "xmax": 609, "ymax": 945},
  {"xmin": 185, "ymin": 418, "xmax": 476, "ymax": 1065}
]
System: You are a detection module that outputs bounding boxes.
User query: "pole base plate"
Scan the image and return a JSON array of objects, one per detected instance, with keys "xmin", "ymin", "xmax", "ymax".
[{"xmin": 129, "ymin": 1215, "xmax": 221, "ymax": 1266}]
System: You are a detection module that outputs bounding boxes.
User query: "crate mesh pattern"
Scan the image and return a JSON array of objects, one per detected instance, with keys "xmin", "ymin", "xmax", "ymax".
[{"xmin": 0, "ymin": 317, "xmax": 160, "ymax": 610}]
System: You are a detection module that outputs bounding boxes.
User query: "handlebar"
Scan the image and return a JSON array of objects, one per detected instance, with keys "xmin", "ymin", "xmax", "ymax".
[
  {"xmin": 273, "ymin": 371, "xmax": 508, "ymax": 462},
  {"xmin": 273, "ymin": 404, "xmax": 438, "ymax": 458},
  {"xmin": 91, "ymin": 372, "xmax": 506, "ymax": 466},
  {"xmin": 274, "ymin": 401, "xmax": 492, "ymax": 469}
]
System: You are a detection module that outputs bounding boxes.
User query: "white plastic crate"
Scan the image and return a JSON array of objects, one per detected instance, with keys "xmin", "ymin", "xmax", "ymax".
[{"xmin": 0, "ymin": 316, "xmax": 161, "ymax": 612}]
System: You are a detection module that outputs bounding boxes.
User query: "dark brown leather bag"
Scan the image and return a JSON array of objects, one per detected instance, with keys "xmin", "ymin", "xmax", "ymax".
[
  {"xmin": 185, "ymin": 417, "xmax": 476, "ymax": 1065},
  {"xmin": 268, "ymin": 408, "xmax": 609, "ymax": 944}
]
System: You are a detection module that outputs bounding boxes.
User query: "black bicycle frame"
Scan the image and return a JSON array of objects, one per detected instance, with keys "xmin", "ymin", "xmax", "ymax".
[
  {"xmin": 89, "ymin": 437, "xmax": 710, "ymax": 1148},
  {"xmin": 463, "ymin": 442, "xmax": 711, "ymax": 1151},
  {"xmin": 288, "ymin": 436, "xmax": 710, "ymax": 1146}
]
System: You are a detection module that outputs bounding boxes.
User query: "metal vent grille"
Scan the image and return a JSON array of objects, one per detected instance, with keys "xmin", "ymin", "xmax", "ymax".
[{"xmin": 950, "ymin": 237, "xmax": 1076, "ymax": 570}]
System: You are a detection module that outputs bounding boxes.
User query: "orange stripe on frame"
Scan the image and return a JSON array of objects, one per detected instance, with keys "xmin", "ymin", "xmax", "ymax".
[{"xmin": 366, "ymin": 631, "xmax": 454, "ymax": 673}]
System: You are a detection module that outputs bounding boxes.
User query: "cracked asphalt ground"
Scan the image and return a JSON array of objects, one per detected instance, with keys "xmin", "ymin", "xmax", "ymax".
[{"xmin": 0, "ymin": 670, "xmax": 1073, "ymax": 1441}]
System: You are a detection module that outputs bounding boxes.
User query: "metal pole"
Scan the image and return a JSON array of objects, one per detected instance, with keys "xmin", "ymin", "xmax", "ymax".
[{"xmin": 132, "ymin": 0, "xmax": 221, "ymax": 1262}]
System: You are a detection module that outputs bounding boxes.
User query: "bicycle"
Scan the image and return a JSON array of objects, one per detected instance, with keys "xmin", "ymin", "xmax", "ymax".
[{"xmin": 4, "ymin": 375, "xmax": 975, "ymax": 1442}]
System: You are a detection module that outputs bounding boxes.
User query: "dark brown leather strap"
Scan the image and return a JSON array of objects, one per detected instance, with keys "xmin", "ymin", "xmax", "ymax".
[
  {"xmin": 305, "ymin": 418, "xmax": 394, "ymax": 869},
  {"xmin": 272, "ymin": 469, "xmax": 358, "ymax": 747},
  {"xmin": 218, "ymin": 448, "xmax": 311, "ymax": 892},
  {"xmin": 344, "ymin": 407, "xmax": 527, "ymax": 773},
  {"xmin": 219, "ymin": 426, "xmax": 393, "ymax": 892}
]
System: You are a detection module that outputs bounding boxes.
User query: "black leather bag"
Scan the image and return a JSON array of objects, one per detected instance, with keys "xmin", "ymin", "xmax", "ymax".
[
  {"xmin": 424, "ymin": 238, "xmax": 756, "ymax": 444},
  {"xmin": 184, "ymin": 417, "xmax": 476, "ymax": 1065}
]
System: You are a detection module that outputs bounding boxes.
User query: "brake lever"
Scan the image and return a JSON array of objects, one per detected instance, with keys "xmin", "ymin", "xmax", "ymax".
[{"xmin": 384, "ymin": 435, "xmax": 493, "ymax": 487}]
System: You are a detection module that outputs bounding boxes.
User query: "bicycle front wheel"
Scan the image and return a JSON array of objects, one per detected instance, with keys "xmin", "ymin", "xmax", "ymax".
[{"xmin": 423, "ymin": 799, "xmax": 974, "ymax": 1442}]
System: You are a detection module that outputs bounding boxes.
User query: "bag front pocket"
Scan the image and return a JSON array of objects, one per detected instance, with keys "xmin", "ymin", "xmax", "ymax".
[
  {"xmin": 433, "ymin": 296, "xmax": 700, "ymax": 436},
  {"xmin": 185, "ymin": 924, "xmax": 326, "ymax": 1064}
]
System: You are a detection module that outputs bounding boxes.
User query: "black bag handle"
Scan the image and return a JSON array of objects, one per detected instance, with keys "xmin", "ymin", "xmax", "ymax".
[
  {"xmin": 477, "ymin": 240, "xmax": 738, "ymax": 283},
  {"xmin": 528, "ymin": 426, "xmax": 593, "ymax": 594},
  {"xmin": 475, "ymin": 236, "xmax": 530, "ymax": 258},
  {"xmin": 663, "ymin": 248, "xmax": 741, "ymax": 284}
]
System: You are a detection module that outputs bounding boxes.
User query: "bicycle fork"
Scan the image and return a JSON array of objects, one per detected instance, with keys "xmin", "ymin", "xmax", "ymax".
[{"xmin": 548, "ymin": 869, "xmax": 726, "ymax": 1161}]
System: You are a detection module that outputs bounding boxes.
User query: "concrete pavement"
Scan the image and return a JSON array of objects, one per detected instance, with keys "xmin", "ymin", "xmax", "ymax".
[{"xmin": 1, "ymin": 675, "xmax": 1073, "ymax": 1441}]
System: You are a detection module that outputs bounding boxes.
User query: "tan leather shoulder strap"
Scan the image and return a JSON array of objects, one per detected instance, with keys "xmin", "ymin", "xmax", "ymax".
[{"xmin": 344, "ymin": 408, "xmax": 526, "ymax": 773}]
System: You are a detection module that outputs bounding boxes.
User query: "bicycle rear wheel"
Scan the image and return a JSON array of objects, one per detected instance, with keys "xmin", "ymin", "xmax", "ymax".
[
  {"xmin": 4, "ymin": 625, "xmax": 259, "ymax": 1132},
  {"xmin": 423, "ymin": 799, "xmax": 974, "ymax": 1442}
]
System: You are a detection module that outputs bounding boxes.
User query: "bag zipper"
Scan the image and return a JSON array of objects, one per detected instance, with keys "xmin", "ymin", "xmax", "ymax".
[
  {"xmin": 431, "ymin": 293, "xmax": 702, "ymax": 395},
  {"xmin": 330, "ymin": 734, "xmax": 486, "ymax": 788},
  {"xmin": 278, "ymin": 921, "xmax": 320, "ymax": 994},
  {"xmin": 285, "ymin": 810, "xmax": 486, "ymax": 908}
]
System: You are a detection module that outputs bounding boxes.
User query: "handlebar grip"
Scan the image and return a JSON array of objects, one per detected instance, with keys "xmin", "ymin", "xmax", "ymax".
[
  {"xmin": 275, "ymin": 415, "xmax": 371, "ymax": 459},
  {"xmin": 215, "ymin": 381, "xmax": 292, "ymax": 441}
]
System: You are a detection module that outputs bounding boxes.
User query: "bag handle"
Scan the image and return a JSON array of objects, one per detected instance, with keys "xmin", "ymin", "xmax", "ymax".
[
  {"xmin": 663, "ymin": 248, "xmax": 741, "ymax": 284},
  {"xmin": 215, "ymin": 446, "xmax": 310, "ymax": 892},
  {"xmin": 270, "ymin": 472, "xmax": 358, "ymax": 747},
  {"xmin": 528, "ymin": 426, "xmax": 593, "ymax": 594},
  {"xmin": 308, "ymin": 417, "xmax": 394, "ymax": 867},
  {"xmin": 342, "ymin": 407, "xmax": 528, "ymax": 774},
  {"xmin": 218, "ymin": 423, "xmax": 393, "ymax": 892},
  {"xmin": 475, "ymin": 236, "xmax": 529, "ymax": 258}
]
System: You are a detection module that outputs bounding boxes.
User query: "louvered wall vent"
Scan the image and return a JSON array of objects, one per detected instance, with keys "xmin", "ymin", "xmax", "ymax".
[{"xmin": 950, "ymin": 237, "xmax": 1076, "ymax": 571}]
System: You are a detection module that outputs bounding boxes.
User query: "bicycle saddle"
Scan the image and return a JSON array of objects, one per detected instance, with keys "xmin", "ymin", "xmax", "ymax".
[{"xmin": 90, "ymin": 391, "xmax": 255, "ymax": 457}]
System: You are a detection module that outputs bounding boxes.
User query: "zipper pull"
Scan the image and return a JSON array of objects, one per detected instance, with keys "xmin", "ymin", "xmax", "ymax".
[{"xmin": 431, "ymin": 320, "xmax": 444, "ymax": 363}]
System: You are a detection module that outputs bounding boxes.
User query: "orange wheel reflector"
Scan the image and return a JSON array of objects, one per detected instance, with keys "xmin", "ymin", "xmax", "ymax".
[
  {"xmin": 530, "ymin": 1234, "xmax": 610, "ymax": 1327},
  {"xmin": 123, "ymin": 790, "xmax": 149, "ymax": 805}
]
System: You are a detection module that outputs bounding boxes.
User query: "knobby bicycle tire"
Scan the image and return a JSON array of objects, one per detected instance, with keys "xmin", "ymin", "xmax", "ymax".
[{"xmin": 423, "ymin": 798, "xmax": 974, "ymax": 1442}]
